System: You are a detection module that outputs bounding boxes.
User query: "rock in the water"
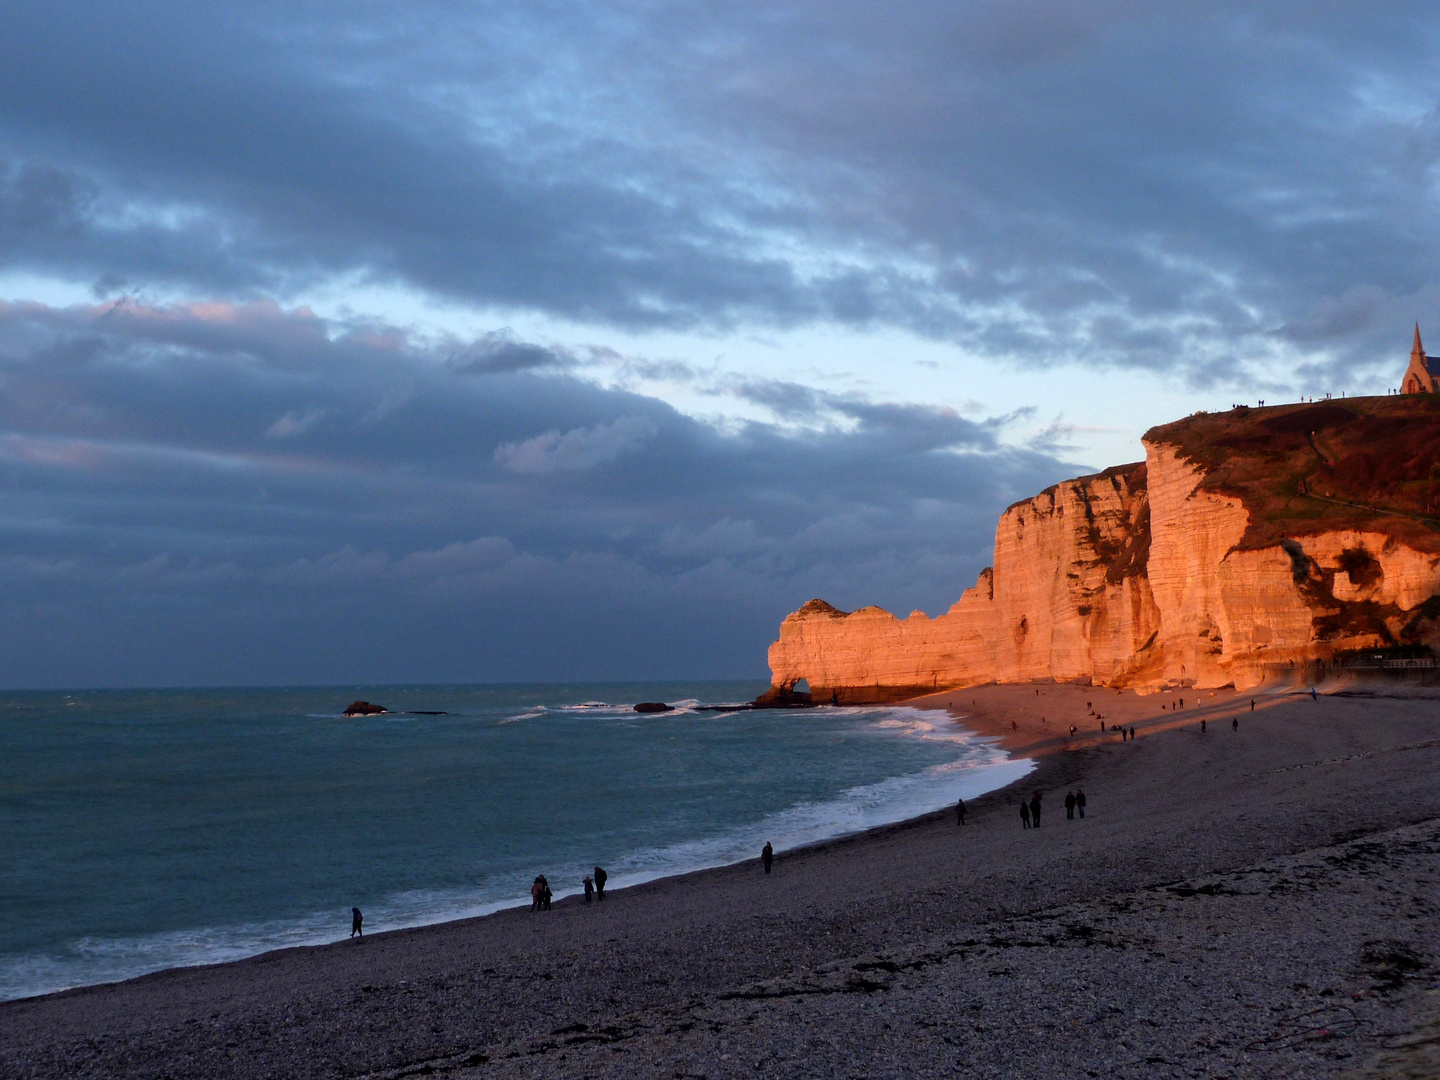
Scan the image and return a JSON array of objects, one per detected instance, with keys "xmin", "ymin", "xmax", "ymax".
[
  {"xmin": 633, "ymin": 701, "xmax": 673, "ymax": 713},
  {"xmin": 343, "ymin": 700, "xmax": 387, "ymax": 716}
]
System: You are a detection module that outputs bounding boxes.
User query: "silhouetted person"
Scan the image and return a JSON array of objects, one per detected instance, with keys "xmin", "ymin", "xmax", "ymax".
[
  {"xmin": 1311, "ymin": 686, "xmax": 1317, "ymax": 700},
  {"xmin": 594, "ymin": 865, "xmax": 607, "ymax": 901},
  {"xmin": 1029, "ymin": 793, "xmax": 1042, "ymax": 828},
  {"xmin": 1232, "ymin": 717, "xmax": 1238, "ymax": 731},
  {"xmin": 761, "ymin": 841, "xmax": 774, "ymax": 874},
  {"xmin": 1201, "ymin": 718, "xmax": 1206, "ymax": 733},
  {"xmin": 1129, "ymin": 726, "xmax": 1135, "ymax": 740},
  {"xmin": 1250, "ymin": 699, "xmax": 1255, "ymax": 711},
  {"xmin": 541, "ymin": 877, "xmax": 552, "ymax": 910},
  {"xmin": 351, "ymin": 907, "xmax": 363, "ymax": 937},
  {"xmin": 956, "ymin": 797, "xmax": 966, "ymax": 826},
  {"xmin": 531, "ymin": 878, "xmax": 544, "ymax": 912},
  {"xmin": 1020, "ymin": 801, "xmax": 1031, "ymax": 829},
  {"xmin": 1064, "ymin": 791, "xmax": 1076, "ymax": 819},
  {"xmin": 1076, "ymin": 789, "xmax": 1087, "ymax": 818},
  {"xmin": 583, "ymin": 875, "xmax": 594, "ymax": 903}
]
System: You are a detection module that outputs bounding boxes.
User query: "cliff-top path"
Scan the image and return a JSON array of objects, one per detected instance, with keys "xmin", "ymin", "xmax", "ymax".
[{"xmin": 2, "ymin": 684, "xmax": 1437, "ymax": 1079}]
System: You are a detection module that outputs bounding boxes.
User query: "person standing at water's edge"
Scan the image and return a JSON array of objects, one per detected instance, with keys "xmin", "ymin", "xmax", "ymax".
[
  {"xmin": 594, "ymin": 865, "xmax": 607, "ymax": 901},
  {"xmin": 583, "ymin": 875, "xmax": 594, "ymax": 904},
  {"xmin": 761, "ymin": 841, "xmax": 774, "ymax": 874},
  {"xmin": 955, "ymin": 797, "xmax": 966, "ymax": 826},
  {"xmin": 351, "ymin": 907, "xmax": 362, "ymax": 938}
]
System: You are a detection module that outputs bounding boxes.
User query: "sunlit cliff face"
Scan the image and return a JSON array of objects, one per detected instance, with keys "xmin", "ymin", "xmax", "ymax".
[{"xmin": 768, "ymin": 399, "xmax": 1440, "ymax": 696}]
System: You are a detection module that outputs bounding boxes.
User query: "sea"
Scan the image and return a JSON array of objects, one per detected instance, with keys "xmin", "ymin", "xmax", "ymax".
[{"xmin": 0, "ymin": 681, "xmax": 1032, "ymax": 1002}]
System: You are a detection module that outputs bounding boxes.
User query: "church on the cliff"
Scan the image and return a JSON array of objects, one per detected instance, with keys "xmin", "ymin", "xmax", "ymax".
[{"xmin": 1402, "ymin": 324, "xmax": 1440, "ymax": 393}]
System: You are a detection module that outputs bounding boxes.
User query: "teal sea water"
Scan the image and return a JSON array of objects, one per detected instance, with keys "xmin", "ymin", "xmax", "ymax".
[{"xmin": 0, "ymin": 682, "xmax": 1031, "ymax": 1001}]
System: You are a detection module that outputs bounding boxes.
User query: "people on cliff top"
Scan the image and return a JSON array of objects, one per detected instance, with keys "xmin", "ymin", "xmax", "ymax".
[
  {"xmin": 1076, "ymin": 790, "xmax": 1087, "ymax": 818},
  {"xmin": 593, "ymin": 865, "xmax": 607, "ymax": 900},
  {"xmin": 761, "ymin": 841, "xmax": 774, "ymax": 874},
  {"xmin": 1029, "ymin": 793, "xmax": 1042, "ymax": 828},
  {"xmin": 1065, "ymin": 791, "xmax": 1076, "ymax": 819},
  {"xmin": 1020, "ymin": 801, "xmax": 1031, "ymax": 829}
]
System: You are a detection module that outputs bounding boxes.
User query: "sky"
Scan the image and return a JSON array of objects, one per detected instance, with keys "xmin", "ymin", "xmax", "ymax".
[{"xmin": 2, "ymin": 2, "xmax": 1439, "ymax": 687}]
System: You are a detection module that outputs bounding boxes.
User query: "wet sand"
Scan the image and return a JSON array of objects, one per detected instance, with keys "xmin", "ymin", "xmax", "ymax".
[{"xmin": 2, "ymin": 683, "xmax": 1438, "ymax": 1079}]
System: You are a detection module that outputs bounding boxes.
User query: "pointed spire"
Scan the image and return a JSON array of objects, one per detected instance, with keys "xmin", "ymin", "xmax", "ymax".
[{"xmin": 1414, "ymin": 322, "xmax": 1425, "ymax": 360}]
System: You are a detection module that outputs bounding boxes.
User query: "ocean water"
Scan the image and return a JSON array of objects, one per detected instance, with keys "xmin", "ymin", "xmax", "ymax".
[{"xmin": 0, "ymin": 682, "xmax": 1031, "ymax": 1001}]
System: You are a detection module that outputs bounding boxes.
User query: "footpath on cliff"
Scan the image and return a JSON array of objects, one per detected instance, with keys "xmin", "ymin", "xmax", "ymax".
[{"xmin": 3, "ymin": 683, "xmax": 1437, "ymax": 1080}]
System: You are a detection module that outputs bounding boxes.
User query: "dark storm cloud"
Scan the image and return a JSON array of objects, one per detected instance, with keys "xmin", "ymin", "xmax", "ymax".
[
  {"xmin": 4, "ymin": 3, "xmax": 1440, "ymax": 377},
  {"xmin": 0, "ymin": 301, "xmax": 1072, "ymax": 686}
]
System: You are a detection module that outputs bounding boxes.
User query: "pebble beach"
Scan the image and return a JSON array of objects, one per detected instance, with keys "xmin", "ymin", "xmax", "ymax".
[{"xmin": 2, "ymin": 682, "xmax": 1437, "ymax": 1079}]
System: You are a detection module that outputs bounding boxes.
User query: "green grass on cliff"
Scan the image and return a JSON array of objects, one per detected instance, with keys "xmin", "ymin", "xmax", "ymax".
[{"xmin": 1144, "ymin": 396, "xmax": 1440, "ymax": 552}]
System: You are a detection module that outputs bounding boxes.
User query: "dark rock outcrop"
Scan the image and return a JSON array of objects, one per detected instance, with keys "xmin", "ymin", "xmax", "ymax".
[{"xmin": 343, "ymin": 700, "xmax": 387, "ymax": 716}]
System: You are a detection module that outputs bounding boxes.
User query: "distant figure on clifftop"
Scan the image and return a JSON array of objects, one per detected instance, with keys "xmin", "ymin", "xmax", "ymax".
[
  {"xmin": 1029, "ymin": 793, "xmax": 1042, "ymax": 828},
  {"xmin": 956, "ymin": 797, "xmax": 966, "ymax": 826},
  {"xmin": 1020, "ymin": 801, "xmax": 1031, "ymax": 829},
  {"xmin": 761, "ymin": 841, "xmax": 774, "ymax": 874},
  {"xmin": 351, "ymin": 907, "xmax": 362, "ymax": 938},
  {"xmin": 593, "ymin": 865, "xmax": 607, "ymax": 901}
]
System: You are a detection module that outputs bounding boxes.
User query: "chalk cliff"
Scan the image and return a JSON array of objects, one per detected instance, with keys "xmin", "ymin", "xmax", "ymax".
[{"xmin": 767, "ymin": 397, "xmax": 1440, "ymax": 696}]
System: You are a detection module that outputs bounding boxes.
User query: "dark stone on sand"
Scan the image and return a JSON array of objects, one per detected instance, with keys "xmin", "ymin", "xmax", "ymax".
[
  {"xmin": 343, "ymin": 700, "xmax": 387, "ymax": 716},
  {"xmin": 634, "ymin": 701, "xmax": 673, "ymax": 713}
]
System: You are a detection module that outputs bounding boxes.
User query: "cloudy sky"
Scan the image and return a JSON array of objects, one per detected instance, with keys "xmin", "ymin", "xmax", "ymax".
[{"xmin": 1, "ymin": 2, "xmax": 1438, "ymax": 687}]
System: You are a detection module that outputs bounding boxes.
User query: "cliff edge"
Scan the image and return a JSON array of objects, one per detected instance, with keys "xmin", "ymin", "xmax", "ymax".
[{"xmin": 767, "ymin": 396, "xmax": 1440, "ymax": 697}]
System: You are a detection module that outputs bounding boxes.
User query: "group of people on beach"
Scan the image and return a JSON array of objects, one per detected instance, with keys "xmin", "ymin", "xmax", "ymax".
[
  {"xmin": 1017, "ymin": 788, "xmax": 1087, "ymax": 828},
  {"xmin": 532, "ymin": 866, "xmax": 608, "ymax": 910}
]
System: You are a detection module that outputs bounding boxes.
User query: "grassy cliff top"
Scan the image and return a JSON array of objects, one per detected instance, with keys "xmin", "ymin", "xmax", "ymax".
[{"xmin": 1144, "ymin": 396, "xmax": 1440, "ymax": 552}]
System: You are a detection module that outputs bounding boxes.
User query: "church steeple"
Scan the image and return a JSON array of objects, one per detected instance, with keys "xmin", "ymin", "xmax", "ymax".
[{"xmin": 1404, "ymin": 323, "xmax": 1434, "ymax": 394}]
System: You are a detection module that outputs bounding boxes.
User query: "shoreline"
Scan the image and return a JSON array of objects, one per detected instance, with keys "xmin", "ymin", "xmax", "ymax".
[
  {"xmin": 4, "ymin": 681, "xmax": 1438, "ymax": 1079},
  {"xmin": 0, "ymin": 698, "xmax": 1031, "ymax": 1007},
  {"xmin": 0, "ymin": 681, "xmax": 1393, "ymax": 1005}
]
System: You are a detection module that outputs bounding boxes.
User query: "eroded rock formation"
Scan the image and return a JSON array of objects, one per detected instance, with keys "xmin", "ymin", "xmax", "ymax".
[{"xmin": 767, "ymin": 397, "xmax": 1440, "ymax": 696}]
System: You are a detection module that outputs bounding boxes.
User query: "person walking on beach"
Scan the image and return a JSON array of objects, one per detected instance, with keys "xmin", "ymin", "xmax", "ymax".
[
  {"xmin": 1029, "ymin": 793, "xmax": 1042, "ymax": 828},
  {"xmin": 1076, "ymin": 789, "xmax": 1087, "ymax": 818},
  {"xmin": 583, "ymin": 875, "xmax": 594, "ymax": 904},
  {"xmin": 1020, "ymin": 801, "xmax": 1031, "ymax": 829},
  {"xmin": 1232, "ymin": 717, "xmax": 1238, "ymax": 731},
  {"xmin": 761, "ymin": 841, "xmax": 774, "ymax": 874},
  {"xmin": 594, "ymin": 865, "xmax": 607, "ymax": 901},
  {"xmin": 1064, "ymin": 791, "xmax": 1076, "ymax": 820},
  {"xmin": 351, "ymin": 907, "xmax": 363, "ymax": 938},
  {"xmin": 956, "ymin": 797, "xmax": 966, "ymax": 826},
  {"xmin": 1129, "ymin": 726, "xmax": 1135, "ymax": 740},
  {"xmin": 1250, "ymin": 699, "xmax": 1255, "ymax": 711},
  {"xmin": 1201, "ymin": 718, "xmax": 1207, "ymax": 733}
]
